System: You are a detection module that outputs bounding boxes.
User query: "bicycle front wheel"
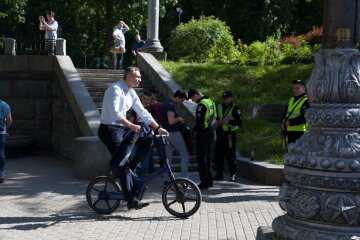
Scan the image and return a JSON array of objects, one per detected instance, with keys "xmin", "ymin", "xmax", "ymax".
[
  {"xmin": 162, "ymin": 177, "xmax": 202, "ymax": 218},
  {"xmin": 86, "ymin": 176, "xmax": 122, "ymax": 214}
]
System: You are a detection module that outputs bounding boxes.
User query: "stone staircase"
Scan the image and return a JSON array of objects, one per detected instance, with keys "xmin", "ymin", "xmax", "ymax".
[{"xmin": 77, "ymin": 68, "xmax": 199, "ymax": 173}]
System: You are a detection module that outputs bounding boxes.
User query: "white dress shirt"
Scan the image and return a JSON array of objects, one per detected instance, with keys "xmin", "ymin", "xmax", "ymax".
[{"xmin": 100, "ymin": 80, "xmax": 154, "ymax": 126}]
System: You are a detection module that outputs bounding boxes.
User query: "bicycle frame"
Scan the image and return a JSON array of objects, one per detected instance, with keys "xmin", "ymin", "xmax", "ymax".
[{"xmin": 98, "ymin": 161, "xmax": 176, "ymax": 201}]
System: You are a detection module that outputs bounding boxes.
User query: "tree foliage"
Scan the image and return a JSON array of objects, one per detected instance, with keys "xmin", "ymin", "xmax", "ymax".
[{"xmin": 169, "ymin": 16, "xmax": 238, "ymax": 63}]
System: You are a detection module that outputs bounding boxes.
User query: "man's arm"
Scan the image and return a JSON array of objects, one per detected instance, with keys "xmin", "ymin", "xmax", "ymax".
[
  {"xmin": 5, "ymin": 113, "xmax": 12, "ymax": 130},
  {"xmin": 121, "ymin": 21, "xmax": 130, "ymax": 32}
]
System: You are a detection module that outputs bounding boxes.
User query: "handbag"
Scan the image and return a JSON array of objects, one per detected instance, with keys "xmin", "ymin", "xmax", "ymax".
[{"xmin": 110, "ymin": 46, "xmax": 126, "ymax": 54}]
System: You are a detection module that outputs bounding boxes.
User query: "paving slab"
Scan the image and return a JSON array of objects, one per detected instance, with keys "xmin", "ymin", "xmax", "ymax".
[{"xmin": 0, "ymin": 155, "xmax": 283, "ymax": 240}]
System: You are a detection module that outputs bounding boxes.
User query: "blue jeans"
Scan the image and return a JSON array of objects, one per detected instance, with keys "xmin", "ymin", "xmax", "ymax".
[
  {"xmin": 113, "ymin": 53, "xmax": 124, "ymax": 70},
  {"xmin": 0, "ymin": 134, "xmax": 5, "ymax": 177}
]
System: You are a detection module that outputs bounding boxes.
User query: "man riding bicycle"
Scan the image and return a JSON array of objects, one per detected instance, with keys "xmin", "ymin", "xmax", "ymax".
[{"xmin": 98, "ymin": 66, "xmax": 169, "ymax": 210}]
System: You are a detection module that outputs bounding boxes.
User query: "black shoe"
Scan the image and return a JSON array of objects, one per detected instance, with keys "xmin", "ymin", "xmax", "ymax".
[
  {"xmin": 213, "ymin": 173, "xmax": 223, "ymax": 181},
  {"xmin": 127, "ymin": 202, "xmax": 150, "ymax": 210},
  {"xmin": 228, "ymin": 174, "xmax": 236, "ymax": 182},
  {"xmin": 197, "ymin": 183, "xmax": 209, "ymax": 190},
  {"xmin": 0, "ymin": 177, "xmax": 3, "ymax": 184}
]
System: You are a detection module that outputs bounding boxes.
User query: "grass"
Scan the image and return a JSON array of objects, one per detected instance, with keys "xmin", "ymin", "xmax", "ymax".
[{"xmin": 161, "ymin": 61, "xmax": 313, "ymax": 164}]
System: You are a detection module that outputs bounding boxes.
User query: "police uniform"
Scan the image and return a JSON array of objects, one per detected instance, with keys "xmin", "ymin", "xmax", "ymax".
[
  {"xmin": 214, "ymin": 91, "xmax": 242, "ymax": 181},
  {"xmin": 282, "ymin": 80, "xmax": 309, "ymax": 144},
  {"xmin": 194, "ymin": 95, "xmax": 216, "ymax": 189}
]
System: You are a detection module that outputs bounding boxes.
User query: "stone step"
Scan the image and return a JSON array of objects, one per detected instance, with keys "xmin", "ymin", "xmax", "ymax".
[
  {"xmin": 83, "ymin": 81, "xmax": 153, "ymax": 89},
  {"xmin": 81, "ymin": 78, "xmax": 121, "ymax": 84},
  {"xmin": 77, "ymin": 68, "xmax": 125, "ymax": 74}
]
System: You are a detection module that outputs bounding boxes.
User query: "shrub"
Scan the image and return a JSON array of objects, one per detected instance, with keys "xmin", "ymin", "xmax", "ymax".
[
  {"xmin": 304, "ymin": 26, "xmax": 322, "ymax": 46},
  {"xmin": 243, "ymin": 37, "xmax": 283, "ymax": 66},
  {"xmin": 168, "ymin": 16, "xmax": 239, "ymax": 63}
]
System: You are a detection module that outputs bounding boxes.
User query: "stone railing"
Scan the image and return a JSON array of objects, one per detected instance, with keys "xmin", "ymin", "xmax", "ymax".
[
  {"xmin": 4, "ymin": 37, "xmax": 66, "ymax": 56},
  {"xmin": 137, "ymin": 52, "xmax": 196, "ymax": 128}
]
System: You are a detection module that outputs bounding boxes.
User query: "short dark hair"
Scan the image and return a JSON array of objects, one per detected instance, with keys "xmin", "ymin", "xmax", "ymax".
[
  {"xmin": 45, "ymin": 11, "xmax": 54, "ymax": 17},
  {"xmin": 142, "ymin": 89, "xmax": 153, "ymax": 97},
  {"xmin": 124, "ymin": 66, "xmax": 140, "ymax": 80},
  {"xmin": 148, "ymin": 88, "xmax": 158, "ymax": 95},
  {"xmin": 173, "ymin": 89, "xmax": 188, "ymax": 99}
]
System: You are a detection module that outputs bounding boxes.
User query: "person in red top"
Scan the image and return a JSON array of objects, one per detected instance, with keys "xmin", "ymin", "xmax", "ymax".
[
  {"xmin": 148, "ymin": 88, "xmax": 167, "ymax": 168},
  {"xmin": 129, "ymin": 90, "xmax": 154, "ymax": 175}
]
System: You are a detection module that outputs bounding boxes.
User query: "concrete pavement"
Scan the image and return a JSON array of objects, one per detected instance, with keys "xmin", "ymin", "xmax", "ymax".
[{"xmin": 0, "ymin": 155, "xmax": 283, "ymax": 240}]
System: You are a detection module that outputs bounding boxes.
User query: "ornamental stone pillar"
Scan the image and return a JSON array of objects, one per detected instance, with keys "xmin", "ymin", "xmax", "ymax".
[
  {"xmin": 270, "ymin": 1, "xmax": 360, "ymax": 239},
  {"xmin": 142, "ymin": 0, "xmax": 163, "ymax": 53}
]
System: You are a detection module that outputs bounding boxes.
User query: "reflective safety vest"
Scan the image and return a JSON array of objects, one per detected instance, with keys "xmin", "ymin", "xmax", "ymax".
[
  {"xmin": 286, "ymin": 95, "xmax": 308, "ymax": 132},
  {"xmin": 218, "ymin": 104, "xmax": 238, "ymax": 132},
  {"xmin": 199, "ymin": 98, "xmax": 216, "ymax": 128}
]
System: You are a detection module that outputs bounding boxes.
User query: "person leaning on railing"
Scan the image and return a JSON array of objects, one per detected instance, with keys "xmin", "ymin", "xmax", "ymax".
[{"xmin": 39, "ymin": 10, "xmax": 58, "ymax": 56}]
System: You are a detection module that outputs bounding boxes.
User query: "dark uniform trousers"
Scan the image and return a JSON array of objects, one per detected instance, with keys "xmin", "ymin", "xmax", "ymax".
[
  {"xmin": 196, "ymin": 127, "xmax": 214, "ymax": 187},
  {"xmin": 215, "ymin": 129, "xmax": 237, "ymax": 176}
]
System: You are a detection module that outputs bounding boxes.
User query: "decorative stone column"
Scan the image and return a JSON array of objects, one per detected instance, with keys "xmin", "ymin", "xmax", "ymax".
[
  {"xmin": 271, "ymin": 0, "xmax": 360, "ymax": 239},
  {"xmin": 4, "ymin": 38, "xmax": 16, "ymax": 55},
  {"xmin": 141, "ymin": 0, "xmax": 166, "ymax": 60}
]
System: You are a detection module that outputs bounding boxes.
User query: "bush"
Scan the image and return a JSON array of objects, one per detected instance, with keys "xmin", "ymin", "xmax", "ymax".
[
  {"xmin": 168, "ymin": 16, "xmax": 238, "ymax": 63},
  {"xmin": 243, "ymin": 37, "xmax": 283, "ymax": 66}
]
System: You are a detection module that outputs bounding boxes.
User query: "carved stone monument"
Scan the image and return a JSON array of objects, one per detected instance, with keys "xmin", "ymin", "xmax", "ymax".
[{"xmin": 271, "ymin": 1, "xmax": 360, "ymax": 239}]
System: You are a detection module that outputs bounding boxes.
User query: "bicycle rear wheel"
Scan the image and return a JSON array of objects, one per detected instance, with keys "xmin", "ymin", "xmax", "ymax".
[
  {"xmin": 86, "ymin": 176, "xmax": 122, "ymax": 214},
  {"xmin": 162, "ymin": 177, "xmax": 202, "ymax": 218}
]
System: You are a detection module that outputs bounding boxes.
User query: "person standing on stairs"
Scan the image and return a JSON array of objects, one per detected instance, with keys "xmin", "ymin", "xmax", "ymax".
[
  {"xmin": 148, "ymin": 88, "xmax": 167, "ymax": 168},
  {"xmin": 161, "ymin": 90, "xmax": 190, "ymax": 178},
  {"xmin": 129, "ymin": 90, "xmax": 154, "ymax": 176},
  {"xmin": 112, "ymin": 20, "xmax": 130, "ymax": 70},
  {"xmin": 98, "ymin": 66, "xmax": 169, "ymax": 210},
  {"xmin": 213, "ymin": 91, "xmax": 242, "ymax": 182},
  {"xmin": 187, "ymin": 88, "xmax": 217, "ymax": 189}
]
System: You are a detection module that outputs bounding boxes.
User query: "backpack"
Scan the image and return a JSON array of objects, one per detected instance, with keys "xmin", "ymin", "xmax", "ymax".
[{"xmin": 57, "ymin": 25, "xmax": 63, "ymax": 38}]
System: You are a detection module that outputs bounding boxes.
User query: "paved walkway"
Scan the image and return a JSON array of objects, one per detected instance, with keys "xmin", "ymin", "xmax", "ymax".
[{"xmin": 0, "ymin": 155, "xmax": 283, "ymax": 240}]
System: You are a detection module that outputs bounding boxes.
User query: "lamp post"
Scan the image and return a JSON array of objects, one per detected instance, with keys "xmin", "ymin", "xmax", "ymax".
[
  {"xmin": 82, "ymin": 34, "xmax": 89, "ymax": 68},
  {"xmin": 265, "ymin": 0, "xmax": 360, "ymax": 239},
  {"xmin": 176, "ymin": 5, "xmax": 183, "ymax": 25}
]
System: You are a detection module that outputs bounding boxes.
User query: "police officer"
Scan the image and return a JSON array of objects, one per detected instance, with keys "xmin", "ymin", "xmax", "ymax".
[
  {"xmin": 214, "ymin": 91, "xmax": 242, "ymax": 182},
  {"xmin": 281, "ymin": 79, "xmax": 309, "ymax": 145},
  {"xmin": 187, "ymin": 89, "xmax": 216, "ymax": 189}
]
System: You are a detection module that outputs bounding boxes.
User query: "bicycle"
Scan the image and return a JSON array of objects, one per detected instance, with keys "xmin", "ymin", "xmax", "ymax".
[{"xmin": 86, "ymin": 135, "xmax": 202, "ymax": 218}]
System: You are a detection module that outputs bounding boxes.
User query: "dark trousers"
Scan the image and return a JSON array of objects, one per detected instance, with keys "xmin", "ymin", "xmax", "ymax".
[
  {"xmin": 98, "ymin": 123, "xmax": 150, "ymax": 204},
  {"xmin": 196, "ymin": 128, "xmax": 214, "ymax": 187},
  {"xmin": 287, "ymin": 131, "xmax": 304, "ymax": 144},
  {"xmin": 130, "ymin": 134, "xmax": 154, "ymax": 175},
  {"xmin": 215, "ymin": 130, "xmax": 237, "ymax": 176}
]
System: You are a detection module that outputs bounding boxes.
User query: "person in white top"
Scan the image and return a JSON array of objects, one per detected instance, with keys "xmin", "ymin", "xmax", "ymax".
[
  {"xmin": 39, "ymin": 11, "xmax": 58, "ymax": 56},
  {"xmin": 112, "ymin": 20, "xmax": 129, "ymax": 70},
  {"xmin": 98, "ymin": 66, "xmax": 169, "ymax": 210}
]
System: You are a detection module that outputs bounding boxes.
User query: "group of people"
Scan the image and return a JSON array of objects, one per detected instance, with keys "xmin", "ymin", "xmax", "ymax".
[
  {"xmin": 111, "ymin": 19, "xmax": 145, "ymax": 70},
  {"xmin": 96, "ymin": 66, "xmax": 245, "ymax": 209},
  {"xmin": 38, "ymin": 13, "xmax": 145, "ymax": 68}
]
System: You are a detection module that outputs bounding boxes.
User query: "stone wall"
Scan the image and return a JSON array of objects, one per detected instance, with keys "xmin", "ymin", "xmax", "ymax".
[
  {"xmin": 0, "ymin": 55, "xmax": 98, "ymax": 161},
  {"xmin": 0, "ymin": 71, "xmax": 81, "ymax": 159}
]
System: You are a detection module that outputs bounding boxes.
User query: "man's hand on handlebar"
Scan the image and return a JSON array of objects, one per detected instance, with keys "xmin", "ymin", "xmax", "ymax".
[
  {"xmin": 129, "ymin": 123, "xmax": 142, "ymax": 133},
  {"xmin": 158, "ymin": 127, "xmax": 169, "ymax": 137}
]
